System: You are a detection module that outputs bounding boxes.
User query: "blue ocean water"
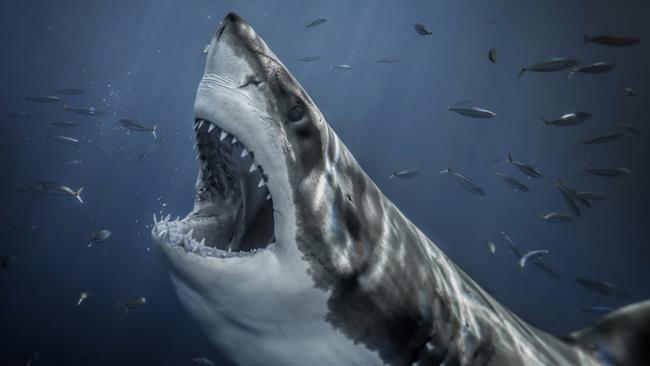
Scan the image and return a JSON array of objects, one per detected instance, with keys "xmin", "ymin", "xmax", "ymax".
[{"xmin": 1, "ymin": 0, "xmax": 648, "ymax": 365}]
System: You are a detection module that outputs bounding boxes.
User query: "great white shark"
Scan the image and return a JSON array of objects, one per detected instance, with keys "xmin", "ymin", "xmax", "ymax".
[{"xmin": 152, "ymin": 13, "xmax": 650, "ymax": 366}]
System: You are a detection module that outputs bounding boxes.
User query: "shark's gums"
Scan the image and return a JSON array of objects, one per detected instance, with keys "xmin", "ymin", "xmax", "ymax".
[{"xmin": 152, "ymin": 13, "xmax": 650, "ymax": 366}]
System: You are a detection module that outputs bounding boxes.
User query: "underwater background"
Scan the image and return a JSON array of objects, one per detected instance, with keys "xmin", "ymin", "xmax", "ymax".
[{"xmin": 1, "ymin": 0, "xmax": 649, "ymax": 365}]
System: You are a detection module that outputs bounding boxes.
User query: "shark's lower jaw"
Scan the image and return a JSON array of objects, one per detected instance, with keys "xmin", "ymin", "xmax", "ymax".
[{"xmin": 152, "ymin": 119, "xmax": 275, "ymax": 258}]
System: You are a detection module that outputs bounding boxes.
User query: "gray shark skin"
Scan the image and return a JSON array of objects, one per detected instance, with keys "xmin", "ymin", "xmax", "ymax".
[{"xmin": 152, "ymin": 13, "xmax": 650, "ymax": 366}]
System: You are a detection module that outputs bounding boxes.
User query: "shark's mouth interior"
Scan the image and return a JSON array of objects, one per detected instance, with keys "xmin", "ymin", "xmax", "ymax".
[{"xmin": 152, "ymin": 119, "xmax": 275, "ymax": 257}]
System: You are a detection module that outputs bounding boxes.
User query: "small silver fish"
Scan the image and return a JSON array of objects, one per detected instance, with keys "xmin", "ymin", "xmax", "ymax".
[
  {"xmin": 586, "ymin": 168, "xmax": 630, "ymax": 177},
  {"xmin": 440, "ymin": 166, "xmax": 485, "ymax": 196},
  {"xmin": 448, "ymin": 103, "xmax": 496, "ymax": 118},
  {"xmin": 520, "ymin": 250, "xmax": 549, "ymax": 268},
  {"xmin": 583, "ymin": 34, "xmax": 640, "ymax": 47},
  {"xmin": 622, "ymin": 87, "xmax": 638, "ymax": 97},
  {"xmin": 539, "ymin": 212, "xmax": 572, "ymax": 223},
  {"xmin": 518, "ymin": 58, "xmax": 579, "ymax": 78},
  {"xmin": 64, "ymin": 104, "xmax": 106, "ymax": 117},
  {"xmin": 569, "ymin": 62, "xmax": 616, "ymax": 78},
  {"xmin": 488, "ymin": 48, "xmax": 496, "ymax": 64},
  {"xmin": 507, "ymin": 153, "xmax": 541, "ymax": 178},
  {"xmin": 125, "ymin": 296, "xmax": 147, "ymax": 314},
  {"xmin": 119, "ymin": 119, "xmax": 157, "ymax": 138},
  {"xmin": 582, "ymin": 132, "xmax": 623, "ymax": 144},
  {"xmin": 305, "ymin": 18, "xmax": 327, "ymax": 28},
  {"xmin": 50, "ymin": 121, "xmax": 79, "ymax": 128},
  {"xmin": 35, "ymin": 181, "xmax": 83, "ymax": 203},
  {"xmin": 332, "ymin": 64, "xmax": 352, "ymax": 71},
  {"xmin": 543, "ymin": 112, "xmax": 591, "ymax": 126},
  {"xmin": 77, "ymin": 291, "xmax": 90, "ymax": 305},
  {"xmin": 494, "ymin": 172, "xmax": 529, "ymax": 193},
  {"xmin": 414, "ymin": 23, "xmax": 432, "ymax": 36},
  {"xmin": 389, "ymin": 169, "xmax": 420, "ymax": 179},
  {"xmin": 49, "ymin": 135, "xmax": 80, "ymax": 144},
  {"xmin": 89, "ymin": 229, "xmax": 112, "ymax": 247},
  {"xmin": 486, "ymin": 241, "xmax": 496, "ymax": 255}
]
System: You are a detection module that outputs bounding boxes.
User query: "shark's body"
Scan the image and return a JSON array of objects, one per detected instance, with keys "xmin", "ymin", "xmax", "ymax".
[{"xmin": 152, "ymin": 13, "xmax": 650, "ymax": 366}]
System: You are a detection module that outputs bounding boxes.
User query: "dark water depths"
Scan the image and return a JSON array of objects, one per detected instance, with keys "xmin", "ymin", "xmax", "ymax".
[{"xmin": 1, "ymin": 0, "xmax": 649, "ymax": 365}]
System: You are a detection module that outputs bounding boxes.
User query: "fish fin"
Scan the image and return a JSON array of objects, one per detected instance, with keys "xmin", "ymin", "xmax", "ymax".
[
  {"xmin": 568, "ymin": 300, "xmax": 650, "ymax": 365},
  {"xmin": 63, "ymin": 103, "xmax": 69, "ymax": 111},
  {"xmin": 507, "ymin": 152, "xmax": 513, "ymax": 162},
  {"xmin": 582, "ymin": 34, "xmax": 590, "ymax": 45},
  {"xmin": 152, "ymin": 125, "xmax": 157, "ymax": 139},
  {"xmin": 568, "ymin": 71, "xmax": 575, "ymax": 80},
  {"xmin": 517, "ymin": 68, "xmax": 526, "ymax": 78},
  {"xmin": 388, "ymin": 173, "xmax": 395, "ymax": 179},
  {"xmin": 75, "ymin": 187, "xmax": 83, "ymax": 203}
]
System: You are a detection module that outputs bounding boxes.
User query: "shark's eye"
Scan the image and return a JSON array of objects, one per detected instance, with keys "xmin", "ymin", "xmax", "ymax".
[{"xmin": 287, "ymin": 105, "xmax": 304, "ymax": 122}]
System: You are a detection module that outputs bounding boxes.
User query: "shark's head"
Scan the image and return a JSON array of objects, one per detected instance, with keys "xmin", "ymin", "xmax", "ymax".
[{"xmin": 151, "ymin": 13, "xmax": 380, "ymax": 364}]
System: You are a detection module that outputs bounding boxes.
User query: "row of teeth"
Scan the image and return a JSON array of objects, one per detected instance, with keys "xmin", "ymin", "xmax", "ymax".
[
  {"xmin": 151, "ymin": 213, "xmax": 261, "ymax": 257},
  {"xmin": 194, "ymin": 119, "xmax": 271, "ymax": 199}
]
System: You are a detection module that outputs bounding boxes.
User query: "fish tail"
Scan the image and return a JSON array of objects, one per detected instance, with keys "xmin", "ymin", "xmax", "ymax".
[
  {"xmin": 440, "ymin": 165, "xmax": 451, "ymax": 174},
  {"xmin": 388, "ymin": 173, "xmax": 395, "ymax": 179},
  {"xmin": 63, "ymin": 103, "xmax": 69, "ymax": 111},
  {"xmin": 541, "ymin": 117, "xmax": 549, "ymax": 125},
  {"xmin": 75, "ymin": 187, "xmax": 83, "ymax": 203},
  {"xmin": 568, "ymin": 71, "xmax": 575, "ymax": 79},
  {"xmin": 507, "ymin": 152, "xmax": 513, "ymax": 162},
  {"xmin": 517, "ymin": 68, "xmax": 526, "ymax": 78},
  {"xmin": 582, "ymin": 34, "xmax": 590, "ymax": 45},
  {"xmin": 152, "ymin": 125, "xmax": 157, "ymax": 139},
  {"xmin": 539, "ymin": 212, "xmax": 545, "ymax": 220}
]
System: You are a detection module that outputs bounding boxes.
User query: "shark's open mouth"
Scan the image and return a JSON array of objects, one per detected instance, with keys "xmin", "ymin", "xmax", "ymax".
[{"xmin": 152, "ymin": 119, "xmax": 275, "ymax": 258}]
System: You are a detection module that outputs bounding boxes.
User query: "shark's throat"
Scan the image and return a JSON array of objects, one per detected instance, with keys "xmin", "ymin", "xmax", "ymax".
[{"xmin": 152, "ymin": 119, "xmax": 275, "ymax": 257}]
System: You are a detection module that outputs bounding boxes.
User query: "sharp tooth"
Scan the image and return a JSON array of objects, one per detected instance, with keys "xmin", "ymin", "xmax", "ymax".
[
  {"xmin": 175, "ymin": 216, "xmax": 180, "ymax": 221},
  {"xmin": 208, "ymin": 123, "xmax": 215, "ymax": 133},
  {"xmin": 194, "ymin": 121, "xmax": 199, "ymax": 129},
  {"xmin": 197, "ymin": 120, "xmax": 205, "ymax": 129},
  {"xmin": 153, "ymin": 213, "xmax": 158, "ymax": 224},
  {"xmin": 266, "ymin": 193, "xmax": 271, "ymax": 200},
  {"xmin": 165, "ymin": 213, "xmax": 171, "ymax": 222},
  {"xmin": 249, "ymin": 163, "xmax": 257, "ymax": 172},
  {"xmin": 195, "ymin": 154, "xmax": 199, "ymax": 160},
  {"xmin": 199, "ymin": 238, "xmax": 206, "ymax": 246},
  {"xmin": 258, "ymin": 179, "xmax": 265, "ymax": 188},
  {"xmin": 220, "ymin": 131, "xmax": 228, "ymax": 141},
  {"xmin": 232, "ymin": 137, "xmax": 238, "ymax": 144},
  {"xmin": 241, "ymin": 148, "xmax": 248, "ymax": 158}
]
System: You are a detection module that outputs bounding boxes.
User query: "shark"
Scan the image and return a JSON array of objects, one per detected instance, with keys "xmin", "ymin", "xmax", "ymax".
[{"xmin": 152, "ymin": 13, "xmax": 650, "ymax": 366}]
